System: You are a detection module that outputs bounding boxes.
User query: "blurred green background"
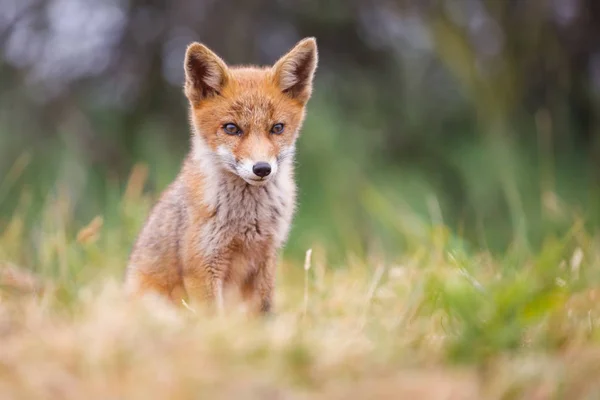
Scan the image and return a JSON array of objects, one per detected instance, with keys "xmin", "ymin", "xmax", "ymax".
[{"xmin": 1, "ymin": 0, "xmax": 599, "ymax": 265}]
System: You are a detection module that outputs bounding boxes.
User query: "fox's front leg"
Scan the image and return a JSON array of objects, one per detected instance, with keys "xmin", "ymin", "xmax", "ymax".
[
  {"xmin": 183, "ymin": 262, "xmax": 227, "ymax": 314},
  {"xmin": 206, "ymin": 269, "xmax": 225, "ymax": 314},
  {"xmin": 243, "ymin": 255, "xmax": 276, "ymax": 315}
]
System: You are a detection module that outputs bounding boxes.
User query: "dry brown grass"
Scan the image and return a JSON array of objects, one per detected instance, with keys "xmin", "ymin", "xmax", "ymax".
[
  {"xmin": 0, "ymin": 254, "xmax": 599, "ymax": 399},
  {"xmin": 2, "ymin": 165, "xmax": 600, "ymax": 399}
]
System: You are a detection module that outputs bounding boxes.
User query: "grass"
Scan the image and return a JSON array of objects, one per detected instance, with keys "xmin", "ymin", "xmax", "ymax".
[{"xmin": 2, "ymin": 163, "xmax": 600, "ymax": 399}]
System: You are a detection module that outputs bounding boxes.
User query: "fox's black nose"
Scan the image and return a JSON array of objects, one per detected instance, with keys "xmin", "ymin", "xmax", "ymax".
[{"xmin": 252, "ymin": 162, "xmax": 271, "ymax": 178}]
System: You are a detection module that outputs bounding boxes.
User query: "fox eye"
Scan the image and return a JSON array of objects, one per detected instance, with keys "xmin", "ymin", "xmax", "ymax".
[
  {"xmin": 270, "ymin": 123, "xmax": 285, "ymax": 135},
  {"xmin": 223, "ymin": 123, "xmax": 242, "ymax": 135}
]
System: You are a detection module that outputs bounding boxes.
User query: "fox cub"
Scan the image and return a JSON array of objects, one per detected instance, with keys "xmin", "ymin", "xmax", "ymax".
[{"xmin": 125, "ymin": 38, "xmax": 318, "ymax": 314}]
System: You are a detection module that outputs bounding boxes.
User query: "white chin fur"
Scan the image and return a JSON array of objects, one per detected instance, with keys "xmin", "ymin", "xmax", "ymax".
[{"xmin": 239, "ymin": 175, "xmax": 272, "ymax": 186}]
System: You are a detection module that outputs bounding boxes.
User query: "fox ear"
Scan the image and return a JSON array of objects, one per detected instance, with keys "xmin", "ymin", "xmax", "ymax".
[
  {"xmin": 184, "ymin": 42, "xmax": 229, "ymax": 103},
  {"xmin": 272, "ymin": 37, "xmax": 318, "ymax": 104}
]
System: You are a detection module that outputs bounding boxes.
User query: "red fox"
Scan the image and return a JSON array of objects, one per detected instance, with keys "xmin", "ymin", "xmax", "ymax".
[{"xmin": 125, "ymin": 38, "xmax": 318, "ymax": 314}]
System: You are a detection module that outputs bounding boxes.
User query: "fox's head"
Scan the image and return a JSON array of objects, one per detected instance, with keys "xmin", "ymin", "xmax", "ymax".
[{"xmin": 183, "ymin": 38, "xmax": 318, "ymax": 186}]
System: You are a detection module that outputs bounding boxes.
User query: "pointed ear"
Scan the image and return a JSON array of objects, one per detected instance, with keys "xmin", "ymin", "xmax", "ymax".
[
  {"xmin": 272, "ymin": 37, "xmax": 318, "ymax": 104},
  {"xmin": 184, "ymin": 42, "xmax": 229, "ymax": 103}
]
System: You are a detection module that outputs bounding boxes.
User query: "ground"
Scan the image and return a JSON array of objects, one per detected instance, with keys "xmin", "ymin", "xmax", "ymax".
[{"xmin": 1, "ymin": 166, "xmax": 600, "ymax": 399}]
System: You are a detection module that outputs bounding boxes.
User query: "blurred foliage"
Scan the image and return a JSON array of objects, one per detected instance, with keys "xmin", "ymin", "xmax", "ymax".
[
  {"xmin": 3, "ymin": 185, "xmax": 600, "ymax": 397},
  {"xmin": 1, "ymin": 0, "xmax": 600, "ymax": 263}
]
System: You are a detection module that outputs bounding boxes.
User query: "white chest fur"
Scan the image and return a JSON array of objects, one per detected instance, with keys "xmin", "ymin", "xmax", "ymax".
[{"xmin": 207, "ymin": 174, "xmax": 294, "ymax": 249}]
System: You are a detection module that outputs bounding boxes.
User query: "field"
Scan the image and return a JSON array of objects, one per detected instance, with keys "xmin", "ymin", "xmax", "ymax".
[
  {"xmin": 1, "ymin": 163, "xmax": 600, "ymax": 399},
  {"xmin": 2, "ymin": 0, "xmax": 600, "ymax": 398}
]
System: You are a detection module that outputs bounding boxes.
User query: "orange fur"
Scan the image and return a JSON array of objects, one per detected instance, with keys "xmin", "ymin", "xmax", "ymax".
[{"xmin": 125, "ymin": 38, "xmax": 318, "ymax": 315}]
